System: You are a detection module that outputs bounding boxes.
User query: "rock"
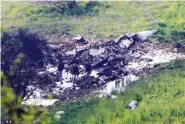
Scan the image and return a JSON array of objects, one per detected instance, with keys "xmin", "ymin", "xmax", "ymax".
[
  {"xmin": 128, "ymin": 100, "xmax": 137, "ymax": 110},
  {"xmin": 55, "ymin": 111, "xmax": 64, "ymax": 115}
]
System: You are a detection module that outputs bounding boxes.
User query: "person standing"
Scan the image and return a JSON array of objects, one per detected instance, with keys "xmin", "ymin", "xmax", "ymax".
[
  {"xmin": 70, "ymin": 59, "xmax": 79, "ymax": 88},
  {"xmin": 84, "ymin": 60, "xmax": 92, "ymax": 88},
  {"xmin": 57, "ymin": 58, "xmax": 64, "ymax": 82}
]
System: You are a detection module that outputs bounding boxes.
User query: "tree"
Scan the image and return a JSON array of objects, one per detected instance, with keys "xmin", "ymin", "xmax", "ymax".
[
  {"xmin": 1, "ymin": 72, "xmax": 51, "ymax": 124},
  {"xmin": 1, "ymin": 29, "xmax": 57, "ymax": 101}
]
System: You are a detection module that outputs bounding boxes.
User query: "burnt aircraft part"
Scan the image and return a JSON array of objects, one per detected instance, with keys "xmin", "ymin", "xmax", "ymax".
[
  {"xmin": 73, "ymin": 36, "xmax": 88, "ymax": 45},
  {"xmin": 57, "ymin": 32, "xmax": 150, "ymax": 86}
]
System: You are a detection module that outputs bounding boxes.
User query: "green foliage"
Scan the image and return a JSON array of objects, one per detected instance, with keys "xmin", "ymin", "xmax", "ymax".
[
  {"xmin": 1, "ymin": 56, "xmax": 51, "ymax": 123},
  {"xmin": 1, "ymin": 1, "xmax": 185, "ymax": 42},
  {"xmin": 155, "ymin": 2, "xmax": 185, "ymax": 42},
  {"xmin": 1, "ymin": 72, "xmax": 51, "ymax": 123},
  {"xmin": 50, "ymin": 60, "xmax": 185, "ymax": 124}
]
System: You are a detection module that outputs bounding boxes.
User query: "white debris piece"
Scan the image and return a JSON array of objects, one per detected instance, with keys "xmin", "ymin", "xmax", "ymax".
[
  {"xmin": 119, "ymin": 39, "xmax": 134, "ymax": 48},
  {"xmin": 52, "ymin": 87, "xmax": 60, "ymax": 95},
  {"xmin": 110, "ymin": 95, "xmax": 117, "ymax": 99},
  {"xmin": 60, "ymin": 82, "xmax": 73, "ymax": 89},
  {"xmin": 75, "ymin": 87, "xmax": 80, "ymax": 90},
  {"xmin": 100, "ymin": 74, "xmax": 139, "ymax": 96},
  {"xmin": 90, "ymin": 70, "xmax": 99, "ymax": 78},
  {"xmin": 46, "ymin": 66, "xmax": 57, "ymax": 73},
  {"xmin": 73, "ymin": 35, "xmax": 86, "ymax": 44},
  {"xmin": 37, "ymin": 71, "xmax": 45, "ymax": 75},
  {"xmin": 128, "ymin": 100, "xmax": 137, "ymax": 110},
  {"xmin": 123, "ymin": 75, "xmax": 139, "ymax": 86},
  {"xmin": 22, "ymin": 99, "xmax": 59, "ymax": 106},
  {"xmin": 66, "ymin": 49, "xmax": 76, "ymax": 55},
  {"xmin": 56, "ymin": 81, "xmax": 61, "ymax": 87},
  {"xmin": 89, "ymin": 47, "xmax": 105, "ymax": 56},
  {"xmin": 73, "ymin": 35, "xmax": 83, "ymax": 40},
  {"xmin": 48, "ymin": 44, "xmax": 61, "ymax": 49},
  {"xmin": 62, "ymin": 70, "xmax": 72, "ymax": 82},
  {"xmin": 126, "ymin": 49, "xmax": 185, "ymax": 71},
  {"xmin": 137, "ymin": 30, "xmax": 157, "ymax": 41},
  {"xmin": 102, "ymin": 80, "xmax": 116, "ymax": 96}
]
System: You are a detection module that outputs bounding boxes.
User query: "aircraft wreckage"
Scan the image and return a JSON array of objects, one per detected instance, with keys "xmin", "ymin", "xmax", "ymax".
[{"xmin": 22, "ymin": 30, "xmax": 185, "ymax": 105}]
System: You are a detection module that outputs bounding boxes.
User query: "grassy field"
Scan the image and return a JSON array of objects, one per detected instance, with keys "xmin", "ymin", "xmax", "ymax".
[
  {"xmin": 1, "ymin": 2, "xmax": 185, "ymax": 124},
  {"xmin": 50, "ymin": 60, "xmax": 185, "ymax": 124},
  {"xmin": 1, "ymin": 1, "xmax": 185, "ymax": 42}
]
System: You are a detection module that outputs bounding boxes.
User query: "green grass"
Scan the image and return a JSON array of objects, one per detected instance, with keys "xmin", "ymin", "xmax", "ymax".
[
  {"xmin": 2, "ymin": 2, "xmax": 185, "ymax": 123},
  {"xmin": 50, "ymin": 60, "xmax": 185, "ymax": 124},
  {"xmin": 1, "ymin": 1, "xmax": 185, "ymax": 42}
]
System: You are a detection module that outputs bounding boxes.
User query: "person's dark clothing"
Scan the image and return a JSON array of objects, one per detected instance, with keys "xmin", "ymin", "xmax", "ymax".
[
  {"xmin": 85, "ymin": 63, "xmax": 92, "ymax": 73},
  {"xmin": 70, "ymin": 63, "xmax": 79, "ymax": 75},
  {"xmin": 58, "ymin": 61, "xmax": 64, "ymax": 71},
  {"xmin": 57, "ymin": 60, "xmax": 64, "ymax": 82}
]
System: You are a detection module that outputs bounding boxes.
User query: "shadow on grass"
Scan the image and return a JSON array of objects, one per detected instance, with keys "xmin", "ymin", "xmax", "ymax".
[{"xmin": 61, "ymin": 1, "xmax": 100, "ymax": 16}]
